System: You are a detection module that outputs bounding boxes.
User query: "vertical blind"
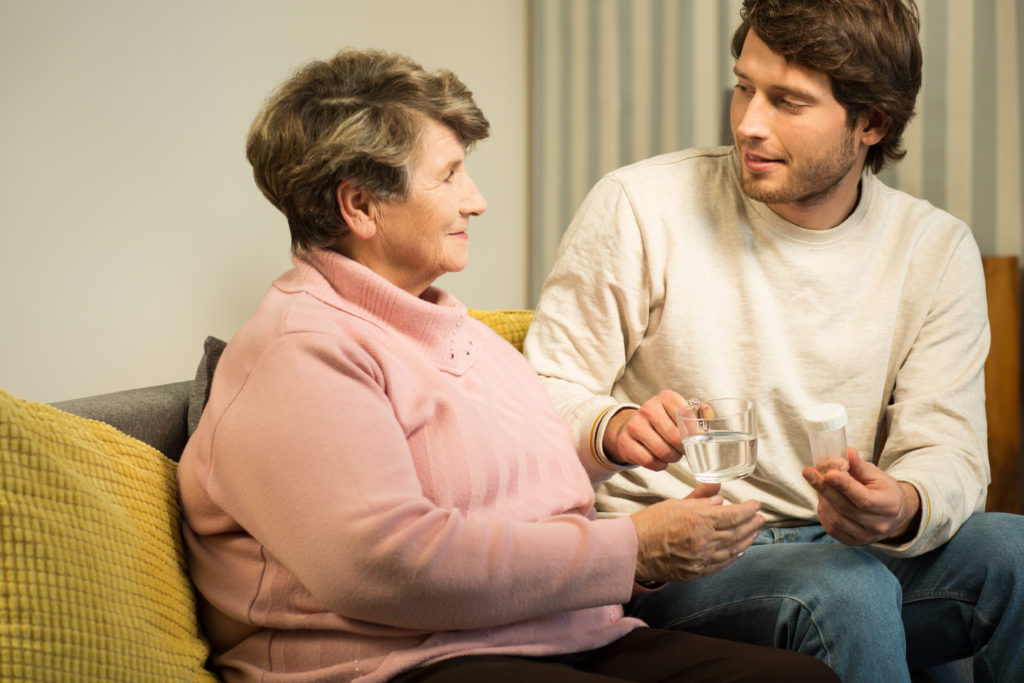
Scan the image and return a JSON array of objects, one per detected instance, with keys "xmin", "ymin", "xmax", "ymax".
[{"xmin": 528, "ymin": 0, "xmax": 1024, "ymax": 302}]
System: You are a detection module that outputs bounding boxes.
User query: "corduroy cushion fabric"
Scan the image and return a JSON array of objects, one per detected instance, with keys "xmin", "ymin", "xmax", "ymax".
[
  {"xmin": 468, "ymin": 308, "xmax": 534, "ymax": 352},
  {"xmin": 0, "ymin": 389, "xmax": 215, "ymax": 681}
]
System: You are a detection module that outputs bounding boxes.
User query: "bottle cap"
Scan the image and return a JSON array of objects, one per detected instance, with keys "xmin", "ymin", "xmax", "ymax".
[{"xmin": 802, "ymin": 403, "xmax": 847, "ymax": 432}]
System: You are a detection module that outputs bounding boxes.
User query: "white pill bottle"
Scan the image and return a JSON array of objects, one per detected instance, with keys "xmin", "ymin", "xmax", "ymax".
[{"xmin": 802, "ymin": 403, "xmax": 849, "ymax": 473}]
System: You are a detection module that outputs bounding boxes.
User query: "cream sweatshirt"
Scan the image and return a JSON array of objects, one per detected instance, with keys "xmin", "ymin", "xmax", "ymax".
[
  {"xmin": 177, "ymin": 248, "xmax": 643, "ymax": 682},
  {"xmin": 524, "ymin": 146, "xmax": 990, "ymax": 558}
]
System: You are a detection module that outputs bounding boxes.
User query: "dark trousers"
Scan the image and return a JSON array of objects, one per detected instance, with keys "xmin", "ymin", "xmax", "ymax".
[{"xmin": 390, "ymin": 627, "xmax": 839, "ymax": 682}]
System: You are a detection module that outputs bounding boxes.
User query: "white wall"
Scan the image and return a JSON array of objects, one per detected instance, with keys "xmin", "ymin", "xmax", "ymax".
[{"xmin": 0, "ymin": 0, "xmax": 529, "ymax": 403}]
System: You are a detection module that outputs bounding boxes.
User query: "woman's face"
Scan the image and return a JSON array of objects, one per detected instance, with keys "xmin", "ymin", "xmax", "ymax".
[{"xmin": 357, "ymin": 118, "xmax": 487, "ymax": 296}]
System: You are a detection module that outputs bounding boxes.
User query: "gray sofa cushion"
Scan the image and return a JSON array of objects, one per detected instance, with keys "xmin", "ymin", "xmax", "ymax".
[
  {"xmin": 52, "ymin": 381, "xmax": 193, "ymax": 460},
  {"xmin": 187, "ymin": 336, "xmax": 227, "ymax": 437},
  {"xmin": 52, "ymin": 335, "xmax": 227, "ymax": 462}
]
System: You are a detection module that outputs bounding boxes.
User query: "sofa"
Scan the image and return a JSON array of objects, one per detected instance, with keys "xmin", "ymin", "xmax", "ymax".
[
  {"xmin": 0, "ymin": 310, "xmax": 530, "ymax": 681},
  {"xmin": 2, "ymin": 291, "xmax": 1015, "ymax": 680}
]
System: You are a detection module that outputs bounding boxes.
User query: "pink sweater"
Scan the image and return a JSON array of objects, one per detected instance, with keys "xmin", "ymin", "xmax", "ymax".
[{"xmin": 177, "ymin": 249, "xmax": 643, "ymax": 682}]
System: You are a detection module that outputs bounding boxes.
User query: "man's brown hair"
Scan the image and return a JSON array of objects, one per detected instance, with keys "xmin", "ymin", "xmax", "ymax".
[{"xmin": 731, "ymin": 0, "xmax": 922, "ymax": 173}]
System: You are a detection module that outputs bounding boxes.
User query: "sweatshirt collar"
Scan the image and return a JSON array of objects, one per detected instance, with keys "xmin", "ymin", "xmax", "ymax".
[
  {"xmin": 729, "ymin": 147, "xmax": 875, "ymax": 245},
  {"xmin": 279, "ymin": 248, "xmax": 477, "ymax": 374}
]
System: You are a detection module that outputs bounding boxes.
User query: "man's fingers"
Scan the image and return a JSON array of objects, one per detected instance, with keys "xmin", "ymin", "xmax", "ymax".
[
  {"xmin": 620, "ymin": 444, "xmax": 665, "ymax": 470},
  {"xmin": 686, "ymin": 482, "xmax": 722, "ymax": 500},
  {"xmin": 621, "ymin": 422, "xmax": 680, "ymax": 467}
]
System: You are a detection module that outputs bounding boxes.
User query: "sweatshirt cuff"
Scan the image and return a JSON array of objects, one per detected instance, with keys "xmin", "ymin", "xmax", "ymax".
[
  {"xmin": 871, "ymin": 478, "xmax": 932, "ymax": 556},
  {"xmin": 590, "ymin": 403, "xmax": 641, "ymax": 471}
]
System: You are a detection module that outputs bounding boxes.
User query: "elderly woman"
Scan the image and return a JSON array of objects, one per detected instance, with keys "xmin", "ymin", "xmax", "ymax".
[{"xmin": 177, "ymin": 49, "xmax": 837, "ymax": 683}]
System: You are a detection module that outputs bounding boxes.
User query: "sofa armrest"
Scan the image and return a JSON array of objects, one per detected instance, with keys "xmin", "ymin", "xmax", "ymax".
[
  {"xmin": 981, "ymin": 255, "xmax": 1021, "ymax": 514},
  {"xmin": 52, "ymin": 380, "xmax": 193, "ymax": 461}
]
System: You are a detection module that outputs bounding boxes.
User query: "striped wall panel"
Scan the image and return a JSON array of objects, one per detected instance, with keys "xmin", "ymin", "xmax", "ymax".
[{"xmin": 528, "ymin": 0, "xmax": 1024, "ymax": 302}]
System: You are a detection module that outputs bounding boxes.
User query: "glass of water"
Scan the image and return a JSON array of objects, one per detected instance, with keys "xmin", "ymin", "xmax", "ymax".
[{"xmin": 676, "ymin": 398, "xmax": 757, "ymax": 482}]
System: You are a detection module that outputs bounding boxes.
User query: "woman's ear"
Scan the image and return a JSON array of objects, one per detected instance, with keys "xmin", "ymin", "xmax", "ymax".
[{"xmin": 337, "ymin": 181, "xmax": 376, "ymax": 239}]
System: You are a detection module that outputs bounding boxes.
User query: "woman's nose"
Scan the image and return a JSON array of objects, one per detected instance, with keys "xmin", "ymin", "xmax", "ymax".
[{"xmin": 463, "ymin": 176, "xmax": 487, "ymax": 216}]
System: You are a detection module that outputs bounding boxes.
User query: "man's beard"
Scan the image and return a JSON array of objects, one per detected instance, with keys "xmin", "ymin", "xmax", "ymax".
[{"xmin": 739, "ymin": 127, "xmax": 859, "ymax": 207}]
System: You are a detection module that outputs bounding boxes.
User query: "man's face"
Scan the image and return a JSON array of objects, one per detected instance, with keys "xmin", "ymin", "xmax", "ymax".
[{"xmin": 730, "ymin": 29, "xmax": 873, "ymax": 228}]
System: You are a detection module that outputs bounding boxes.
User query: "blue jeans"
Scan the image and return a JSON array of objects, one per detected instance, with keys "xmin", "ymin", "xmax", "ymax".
[{"xmin": 626, "ymin": 513, "xmax": 1024, "ymax": 683}]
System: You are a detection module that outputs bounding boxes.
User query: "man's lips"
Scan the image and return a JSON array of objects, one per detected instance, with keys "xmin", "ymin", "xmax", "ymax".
[{"xmin": 743, "ymin": 151, "xmax": 783, "ymax": 174}]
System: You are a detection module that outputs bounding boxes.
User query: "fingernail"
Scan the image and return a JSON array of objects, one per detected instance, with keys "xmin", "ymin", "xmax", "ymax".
[{"xmin": 737, "ymin": 551, "xmax": 745, "ymax": 558}]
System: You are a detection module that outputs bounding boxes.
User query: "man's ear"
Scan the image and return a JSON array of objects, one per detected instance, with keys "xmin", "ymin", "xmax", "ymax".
[
  {"xmin": 337, "ymin": 181, "xmax": 376, "ymax": 239},
  {"xmin": 859, "ymin": 109, "xmax": 889, "ymax": 146}
]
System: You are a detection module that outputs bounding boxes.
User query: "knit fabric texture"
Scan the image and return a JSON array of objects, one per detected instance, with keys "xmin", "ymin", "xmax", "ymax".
[
  {"xmin": 0, "ymin": 388, "xmax": 215, "ymax": 681},
  {"xmin": 468, "ymin": 309, "xmax": 534, "ymax": 352}
]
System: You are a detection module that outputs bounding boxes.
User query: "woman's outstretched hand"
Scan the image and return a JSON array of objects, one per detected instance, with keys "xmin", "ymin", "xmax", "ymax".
[{"xmin": 630, "ymin": 483, "xmax": 764, "ymax": 583}]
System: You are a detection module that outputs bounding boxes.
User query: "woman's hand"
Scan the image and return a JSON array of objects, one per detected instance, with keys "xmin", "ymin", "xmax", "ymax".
[{"xmin": 630, "ymin": 483, "xmax": 764, "ymax": 583}]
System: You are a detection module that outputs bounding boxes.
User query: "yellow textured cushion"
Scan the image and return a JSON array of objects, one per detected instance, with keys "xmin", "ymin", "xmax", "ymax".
[
  {"xmin": 0, "ymin": 389, "xmax": 216, "ymax": 681},
  {"xmin": 468, "ymin": 308, "xmax": 535, "ymax": 352}
]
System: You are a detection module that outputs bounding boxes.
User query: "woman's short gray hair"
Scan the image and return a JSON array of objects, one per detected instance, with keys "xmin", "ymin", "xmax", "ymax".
[{"xmin": 246, "ymin": 49, "xmax": 490, "ymax": 252}]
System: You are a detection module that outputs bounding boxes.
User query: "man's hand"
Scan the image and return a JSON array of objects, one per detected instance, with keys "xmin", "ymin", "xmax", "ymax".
[
  {"xmin": 630, "ymin": 483, "xmax": 764, "ymax": 583},
  {"xmin": 603, "ymin": 390, "xmax": 689, "ymax": 470},
  {"xmin": 802, "ymin": 448, "xmax": 922, "ymax": 546}
]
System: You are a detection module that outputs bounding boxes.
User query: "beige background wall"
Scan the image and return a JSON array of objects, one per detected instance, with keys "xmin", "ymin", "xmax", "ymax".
[
  {"xmin": 0, "ymin": 0, "xmax": 529, "ymax": 403},
  {"xmin": 2, "ymin": 0, "xmax": 1021, "ymax": 406}
]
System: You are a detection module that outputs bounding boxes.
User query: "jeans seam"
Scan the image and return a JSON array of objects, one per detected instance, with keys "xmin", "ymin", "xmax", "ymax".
[
  {"xmin": 903, "ymin": 589, "xmax": 993, "ymax": 671},
  {"xmin": 902, "ymin": 590, "xmax": 978, "ymax": 605}
]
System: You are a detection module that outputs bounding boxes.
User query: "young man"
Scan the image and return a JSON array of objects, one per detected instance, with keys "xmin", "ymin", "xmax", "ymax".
[{"xmin": 523, "ymin": 1, "xmax": 1024, "ymax": 681}]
